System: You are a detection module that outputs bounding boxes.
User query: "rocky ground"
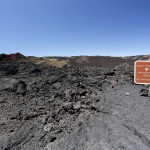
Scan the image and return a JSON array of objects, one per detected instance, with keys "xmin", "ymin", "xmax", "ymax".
[{"xmin": 0, "ymin": 56, "xmax": 150, "ymax": 150}]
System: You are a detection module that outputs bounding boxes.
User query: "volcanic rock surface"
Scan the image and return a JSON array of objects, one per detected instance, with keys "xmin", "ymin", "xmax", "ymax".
[{"xmin": 0, "ymin": 54, "xmax": 150, "ymax": 150}]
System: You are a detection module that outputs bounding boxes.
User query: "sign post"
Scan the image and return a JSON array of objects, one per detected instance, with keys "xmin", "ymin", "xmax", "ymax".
[
  {"xmin": 134, "ymin": 60, "xmax": 150, "ymax": 96},
  {"xmin": 149, "ymin": 85, "xmax": 150, "ymax": 94}
]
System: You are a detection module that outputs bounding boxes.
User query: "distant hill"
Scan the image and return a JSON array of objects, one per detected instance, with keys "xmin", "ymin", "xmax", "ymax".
[{"xmin": 0, "ymin": 53, "xmax": 150, "ymax": 68}]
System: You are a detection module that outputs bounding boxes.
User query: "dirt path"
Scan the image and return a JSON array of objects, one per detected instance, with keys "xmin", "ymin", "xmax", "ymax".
[{"xmin": 45, "ymin": 83, "xmax": 150, "ymax": 150}]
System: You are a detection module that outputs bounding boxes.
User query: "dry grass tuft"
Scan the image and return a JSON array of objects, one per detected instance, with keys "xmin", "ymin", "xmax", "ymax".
[{"xmin": 25, "ymin": 57, "xmax": 68, "ymax": 68}]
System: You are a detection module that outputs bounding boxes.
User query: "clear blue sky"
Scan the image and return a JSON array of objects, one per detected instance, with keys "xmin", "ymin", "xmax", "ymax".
[{"xmin": 0, "ymin": 0, "xmax": 150, "ymax": 56}]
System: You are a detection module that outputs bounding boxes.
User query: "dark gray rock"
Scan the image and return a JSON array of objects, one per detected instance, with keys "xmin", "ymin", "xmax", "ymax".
[
  {"xmin": 114, "ymin": 63, "xmax": 133, "ymax": 73},
  {"xmin": 53, "ymin": 82, "xmax": 62, "ymax": 90},
  {"xmin": 140, "ymin": 89, "xmax": 149, "ymax": 97},
  {"xmin": 29, "ymin": 67, "xmax": 41, "ymax": 74},
  {"xmin": 65, "ymin": 89, "xmax": 72, "ymax": 99},
  {"xmin": 86, "ymin": 76, "xmax": 98, "ymax": 84},
  {"xmin": 0, "ymin": 78, "xmax": 19, "ymax": 91},
  {"xmin": 0, "ymin": 116, "xmax": 7, "ymax": 127},
  {"xmin": 16, "ymin": 82, "xmax": 26, "ymax": 95},
  {"xmin": 0, "ymin": 78, "xmax": 26, "ymax": 95},
  {"xmin": 0, "ymin": 62, "xmax": 19, "ymax": 75}
]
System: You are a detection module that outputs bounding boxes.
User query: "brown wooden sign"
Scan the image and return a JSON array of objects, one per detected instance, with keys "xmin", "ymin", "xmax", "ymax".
[{"xmin": 134, "ymin": 61, "xmax": 150, "ymax": 84}]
